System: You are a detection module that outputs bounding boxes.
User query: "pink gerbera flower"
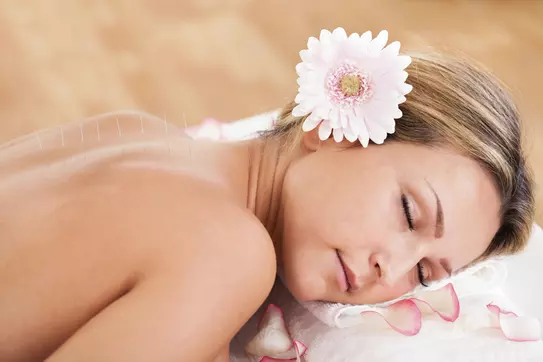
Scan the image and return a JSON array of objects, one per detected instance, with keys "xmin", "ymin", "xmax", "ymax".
[{"xmin": 293, "ymin": 28, "xmax": 413, "ymax": 147}]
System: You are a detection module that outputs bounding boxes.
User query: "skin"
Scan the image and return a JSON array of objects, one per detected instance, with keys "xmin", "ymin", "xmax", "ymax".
[
  {"xmin": 276, "ymin": 131, "xmax": 501, "ymax": 304},
  {"xmin": 0, "ymin": 110, "xmax": 501, "ymax": 361}
]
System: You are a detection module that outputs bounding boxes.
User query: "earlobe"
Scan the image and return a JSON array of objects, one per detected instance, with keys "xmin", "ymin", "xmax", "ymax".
[{"xmin": 301, "ymin": 129, "xmax": 323, "ymax": 152}]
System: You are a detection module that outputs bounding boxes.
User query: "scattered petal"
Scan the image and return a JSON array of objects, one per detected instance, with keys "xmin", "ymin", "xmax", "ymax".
[
  {"xmin": 487, "ymin": 303, "xmax": 542, "ymax": 342},
  {"xmin": 361, "ymin": 300, "xmax": 422, "ymax": 336},
  {"xmin": 410, "ymin": 283, "xmax": 460, "ymax": 322},
  {"xmin": 245, "ymin": 305, "xmax": 292, "ymax": 357},
  {"xmin": 246, "ymin": 305, "xmax": 308, "ymax": 362}
]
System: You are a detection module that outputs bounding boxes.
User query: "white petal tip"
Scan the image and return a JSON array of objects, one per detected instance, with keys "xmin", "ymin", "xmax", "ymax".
[
  {"xmin": 358, "ymin": 137, "xmax": 369, "ymax": 148},
  {"xmin": 292, "ymin": 105, "xmax": 310, "ymax": 118},
  {"xmin": 402, "ymin": 83, "xmax": 413, "ymax": 95}
]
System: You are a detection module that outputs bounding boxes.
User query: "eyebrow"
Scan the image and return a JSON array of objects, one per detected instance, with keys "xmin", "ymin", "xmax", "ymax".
[
  {"xmin": 425, "ymin": 180, "xmax": 450, "ymax": 277},
  {"xmin": 426, "ymin": 181, "xmax": 444, "ymax": 239}
]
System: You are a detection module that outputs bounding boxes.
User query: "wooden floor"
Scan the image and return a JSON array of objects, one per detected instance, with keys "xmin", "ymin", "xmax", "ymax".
[{"xmin": 1, "ymin": 0, "xmax": 542, "ymax": 222}]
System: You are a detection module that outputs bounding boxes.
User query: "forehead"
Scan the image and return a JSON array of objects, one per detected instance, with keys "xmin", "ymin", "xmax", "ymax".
[{"xmin": 385, "ymin": 143, "xmax": 502, "ymax": 267}]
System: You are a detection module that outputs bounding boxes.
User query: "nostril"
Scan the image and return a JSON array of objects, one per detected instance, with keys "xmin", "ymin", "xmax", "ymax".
[{"xmin": 374, "ymin": 262, "xmax": 382, "ymax": 278}]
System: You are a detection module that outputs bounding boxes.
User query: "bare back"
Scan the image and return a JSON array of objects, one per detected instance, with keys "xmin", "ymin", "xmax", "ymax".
[{"xmin": 0, "ymin": 111, "xmax": 276, "ymax": 361}]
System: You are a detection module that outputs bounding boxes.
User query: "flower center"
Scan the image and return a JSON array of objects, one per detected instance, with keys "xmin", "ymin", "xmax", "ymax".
[
  {"xmin": 340, "ymin": 75, "xmax": 361, "ymax": 96},
  {"xmin": 326, "ymin": 63, "xmax": 373, "ymax": 108}
]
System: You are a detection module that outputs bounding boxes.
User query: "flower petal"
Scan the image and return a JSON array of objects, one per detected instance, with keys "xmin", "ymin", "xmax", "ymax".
[
  {"xmin": 382, "ymin": 40, "xmax": 401, "ymax": 57},
  {"xmin": 360, "ymin": 30, "xmax": 372, "ymax": 45},
  {"xmin": 245, "ymin": 305, "xmax": 293, "ymax": 358},
  {"xmin": 339, "ymin": 110, "xmax": 349, "ymax": 128},
  {"xmin": 343, "ymin": 127, "xmax": 358, "ymax": 143},
  {"xmin": 360, "ymin": 300, "xmax": 422, "ymax": 336},
  {"xmin": 294, "ymin": 92, "xmax": 307, "ymax": 104},
  {"xmin": 295, "ymin": 62, "xmax": 308, "ymax": 76},
  {"xmin": 296, "ymin": 27, "xmax": 412, "ymax": 146},
  {"xmin": 487, "ymin": 303, "xmax": 541, "ymax": 342},
  {"xmin": 318, "ymin": 120, "xmax": 332, "ymax": 140},
  {"xmin": 302, "ymin": 113, "xmax": 323, "ymax": 132},
  {"xmin": 393, "ymin": 107, "xmax": 403, "ymax": 119},
  {"xmin": 333, "ymin": 127, "xmax": 344, "ymax": 143},
  {"xmin": 395, "ymin": 55, "xmax": 412, "ymax": 70},
  {"xmin": 307, "ymin": 36, "xmax": 320, "ymax": 52},
  {"xmin": 399, "ymin": 83, "xmax": 413, "ymax": 95},
  {"xmin": 313, "ymin": 106, "xmax": 332, "ymax": 120},
  {"xmin": 332, "ymin": 27, "xmax": 348, "ymax": 42},
  {"xmin": 410, "ymin": 283, "xmax": 460, "ymax": 322},
  {"xmin": 368, "ymin": 30, "xmax": 388, "ymax": 55},
  {"xmin": 345, "ymin": 33, "xmax": 362, "ymax": 58},
  {"xmin": 328, "ymin": 108, "xmax": 341, "ymax": 129},
  {"xmin": 292, "ymin": 104, "xmax": 312, "ymax": 117},
  {"xmin": 365, "ymin": 119, "xmax": 388, "ymax": 144},
  {"xmin": 372, "ymin": 117, "xmax": 396, "ymax": 134},
  {"xmin": 319, "ymin": 29, "xmax": 332, "ymax": 43},
  {"xmin": 350, "ymin": 113, "xmax": 370, "ymax": 147},
  {"xmin": 299, "ymin": 49, "xmax": 311, "ymax": 63},
  {"xmin": 260, "ymin": 340, "xmax": 308, "ymax": 361}
]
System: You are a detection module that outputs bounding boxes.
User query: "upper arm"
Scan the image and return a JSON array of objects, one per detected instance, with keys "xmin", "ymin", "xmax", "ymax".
[{"xmin": 46, "ymin": 205, "xmax": 276, "ymax": 362}]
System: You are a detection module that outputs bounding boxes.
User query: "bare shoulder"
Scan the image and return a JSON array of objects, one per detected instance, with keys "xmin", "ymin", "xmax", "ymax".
[
  {"xmin": 149, "ymin": 183, "xmax": 278, "ymax": 294},
  {"xmin": 46, "ymin": 181, "xmax": 278, "ymax": 362}
]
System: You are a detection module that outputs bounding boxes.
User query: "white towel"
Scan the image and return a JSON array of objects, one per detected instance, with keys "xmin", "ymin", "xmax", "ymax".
[{"xmin": 282, "ymin": 259, "xmax": 508, "ymax": 328}]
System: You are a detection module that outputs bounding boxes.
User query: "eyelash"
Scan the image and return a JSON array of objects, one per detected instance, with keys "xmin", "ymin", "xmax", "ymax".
[
  {"xmin": 401, "ymin": 193, "xmax": 414, "ymax": 231},
  {"xmin": 402, "ymin": 194, "xmax": 428, "ymax": 287},
  {"xmin": 417, "ymin": 263, "xmax": 428, "ymax": 287}
]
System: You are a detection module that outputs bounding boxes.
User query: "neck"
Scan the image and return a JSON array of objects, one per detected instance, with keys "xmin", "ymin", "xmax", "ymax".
[{"xmin": 245, "ymin": 136, "xmax": 294, "ymax": 253}]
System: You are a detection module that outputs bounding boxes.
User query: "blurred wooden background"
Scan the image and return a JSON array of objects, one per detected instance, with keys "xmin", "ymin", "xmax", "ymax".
[{"xmin": 0, "ymin": 0, "xmax": 542, "ymax": 221}]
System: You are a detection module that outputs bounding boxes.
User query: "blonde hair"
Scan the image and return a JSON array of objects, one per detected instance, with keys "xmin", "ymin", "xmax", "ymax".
[{"xmin": 263, "ymin": 54, "xmax": 534, "ymax": 259}]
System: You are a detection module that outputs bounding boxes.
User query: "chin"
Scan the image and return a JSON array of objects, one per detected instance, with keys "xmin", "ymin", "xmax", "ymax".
[{"xmin": 281, "ymin": 267, "xmax": 322, "ymax": 302}]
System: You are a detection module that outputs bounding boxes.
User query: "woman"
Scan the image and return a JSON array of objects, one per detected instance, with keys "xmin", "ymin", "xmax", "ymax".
[{"xmin": 0, "ymin": 29, "xmax": 534, "ymax": 361}]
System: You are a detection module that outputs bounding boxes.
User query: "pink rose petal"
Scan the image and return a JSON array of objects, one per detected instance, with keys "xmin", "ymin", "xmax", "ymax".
[
  {"xmin": 246, "ymin": 305, "xmax": 292, "ymax": 357},
  {"xmin": 487, "ymin": 303, "xmax": 541, "ymax": 342},
  {"xmin": 361, "ymin": 299, "xmax": 422, "ymax": 336},
  {"xmin": 260, "ymin": 340, "xmax": 307, "ymax": 362},
  {"xmin": 246, "ymin": 305, "xmax": 307, "ymax": 361},
  {"xmin": 410, "ymin": 283, "xmax": 460, "ymax": 322}
]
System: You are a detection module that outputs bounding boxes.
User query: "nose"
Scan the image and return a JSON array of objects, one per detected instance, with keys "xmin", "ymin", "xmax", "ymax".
[{"xmin": 371, "ymin": 237, "xmax": 425, "ymax": 287}]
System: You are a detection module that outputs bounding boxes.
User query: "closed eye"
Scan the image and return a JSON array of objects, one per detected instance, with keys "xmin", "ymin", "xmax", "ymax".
[
  {"xmin": 417, "ymin": 262, "xmax": 429, "ymax": 287},
  {"xmin": 401, "ymin": 193, "xmax": 414, "ymax": 231}
]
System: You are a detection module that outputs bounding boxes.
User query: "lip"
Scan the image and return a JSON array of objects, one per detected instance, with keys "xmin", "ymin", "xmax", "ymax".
[{"xmin": 336, "ymin": 250, "xmax": 356, "ymax": 292}]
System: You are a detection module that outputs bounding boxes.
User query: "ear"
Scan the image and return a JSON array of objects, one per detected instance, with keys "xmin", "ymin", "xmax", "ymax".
[
  {"xmin": 302, "ymin": 128, "xmax": 356, "ymax": 152},
  {"xmin": 301, "ymin": 128, "xmax": 322, "ymax": 152}
]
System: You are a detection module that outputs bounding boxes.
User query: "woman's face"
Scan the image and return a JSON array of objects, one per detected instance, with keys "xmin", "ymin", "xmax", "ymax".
[{"xmin": 279, "ymin": 134, "xmax": 501, "ymax": 305}]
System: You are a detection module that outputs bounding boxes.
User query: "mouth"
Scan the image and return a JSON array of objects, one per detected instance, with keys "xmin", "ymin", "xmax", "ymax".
[{"xmin": 335, "ymin": 250, "xmax": 352, "ymax": 293}]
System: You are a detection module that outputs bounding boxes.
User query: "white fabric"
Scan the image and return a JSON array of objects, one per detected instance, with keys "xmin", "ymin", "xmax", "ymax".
[
  {"xmin": 298, "ymin": 259, "xmax": 508, "ymax": 328},
  {"xmin": 501, "ymin": 224, "xmax": 543, "ymax": 325},
  {"xmin": 231, "ymin": 282, "xmax": 543, "ymax": 362}
]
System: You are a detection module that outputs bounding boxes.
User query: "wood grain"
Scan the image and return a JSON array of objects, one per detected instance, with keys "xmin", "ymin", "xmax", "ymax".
[{"xmin": 0, "ymin": 0, "xmax": 542, "ymax": 221}]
